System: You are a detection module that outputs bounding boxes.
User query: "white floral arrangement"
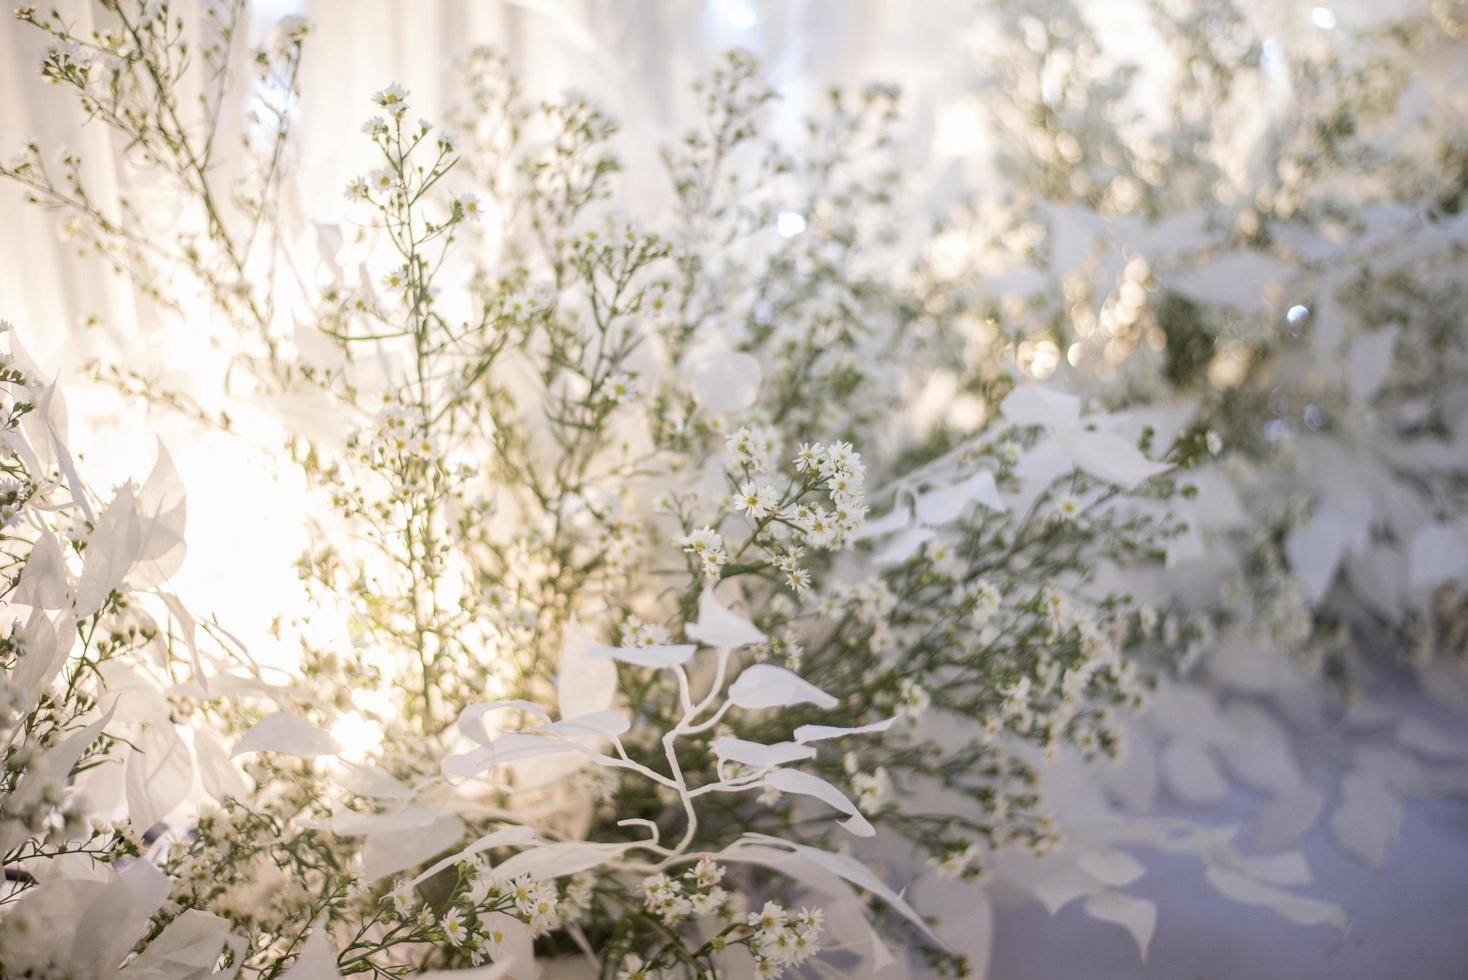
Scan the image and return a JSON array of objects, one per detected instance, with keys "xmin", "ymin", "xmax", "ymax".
[{"xmin": 2, "ymin": 1, "xmax": 1468, "ymax": 978}]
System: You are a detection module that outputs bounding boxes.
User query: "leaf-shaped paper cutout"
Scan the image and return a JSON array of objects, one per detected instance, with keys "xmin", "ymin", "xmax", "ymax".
[
  {"xmin": 914, "ymin": 471, "xmax": 1007, "ymax": 526},
  {"xmin": 76, "ymin": 484, "xmax": 142, "ymax": 617},
  {"xmin": 586, "ymin": 642, "xmax": 696, "ymax": 668},
  {"xmin": 763, "ymin": 768, "xmax": 874, "ymax": 836},
  {"xmin": 1331, "ymin": 772, "xmax": 1404, "ymax": 870},
  {"xmin": 1056, "ymin": 429, "xmax": 1171, "ymax": 487},
  {"xmin": 686, "ymin": 587, "xmax": 766, "ymax": 648},
  {"xmin": 557, "ymin": 616, "xmax": 617, "ymax": 722},
  {"xmin": 714, "ymin": 737, "xmax": 817, "ymax": 768},
  {"xmin": 1082, "ymin": 890, "xmax": 1156, "ymax": 960},
  {"xmin": 1160, "ymin": 738, "xmax": 1228, "ymax": 803},
  {"xmin": 793, "ymin": 718, "xmax": 896, "ymax": 743},
  {"xmin": 232, "ymin": 713, "xmax": 341, "ymax": 758},
  {"xmin": 1204, "ymin": 867, "xmax": 1346, "ymax": 928},
  {"xmin": 1407, "ymin": 522, "xmax": 1468, "ymax": 592},
  {"xmin": 125, "ymin": 722, "xmax": 194, "ymax": 830},
  {"xmin": 361, "ymin": 814, "xmax": 466, "ymax": 882},
  {"xmin": 1347, "ymin": 326, "xmax": 1400, "ymax": 405},
  {"xmin": 728, "ymin": 664, "xmax": 837, "ymax": 710}
]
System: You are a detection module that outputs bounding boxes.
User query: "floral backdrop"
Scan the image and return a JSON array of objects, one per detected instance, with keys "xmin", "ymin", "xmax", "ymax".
[{"xmin": 1, "ymin": 1, "xmax": 1466, "ymax": 978}]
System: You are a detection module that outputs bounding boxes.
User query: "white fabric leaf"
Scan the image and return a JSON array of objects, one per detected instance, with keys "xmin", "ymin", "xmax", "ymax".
[
  {"xmin": 232, "ymin": 713, "xmax": 341, "ymax": 758},
  {"xmin": 333, "ymin": 761, "xmax": 411, "ymax": 800},
  {"xmin": 793, "ymin": 717, "xmax": 896, "ymax": 743},
  {"xmin": 193, "ymin": 727, "xmax": 249, "ymax": 803},
  {"xmin": 874, "ymin": 524, "xmax": 936, "ymax": 565},
  {"xmin": 76, "ymin": 861, "xmax": 171, "ymax": 980},
  {"xmin": 130, "ymin": 441, "xmax": 188, "ymax": 588},
  {"xmin": 1204, "ymin": 867, "xmax": 1346, "ymax": 928},
  {"xmin": 278, "ymin": 922, "xmax": 342, "ymax": 980},
  {"xmin": 1056, "ymin": 428, "xmax": 1171, "ymax": 487},
  {"xmin": 1252, "ymin": 784, "xmax": 1326, "ymax": 851},
  {"xmin": 76, "ymin": 484, "xmax": 142, "ymax": 618},
  {"xmin": 728, "ymin": 664, "xmax": 837, "ymax": 710},
  {"xmin": 1396, "ymin": 718, "xmax": 1468, "ymax": 760},
  {"xmin": 125, "ymin": 722, "xmax": 194, "ymax": 829},
  {"xmin": 1082, "ymin": 890, "xmax": 1156, "ymax": 961},
  {"xmin": 1000, "ymin": 386, "xmax": 1081, "ymax": 429},
  {"xmin": 713, "ymin": 737, "xmax": 817, "ymax": 768},
  {"xmin": 1285, "ymin": 506, "xmax": 1349, "ymax": 604},
  {"xmin": 409, "ymin": 825, "xmax": 539, "ymax": 888},
  {"xmin": 361, "ymin": 814, "xmax": 466, "ymax": 882},
  {"xmin": 763, "ymin": 767, "xmax": 874, "ymax": 836},
  {"xmin": 457, "ymin": 700, "xmax": 551, "ymax": 746},
  {"xmin": 16, "ymin": 531, "xmax": 70, "ymax": 610},
  {"xmin": 1160, "ymin": 738, "xmax": 1229, "ymax": 803},
  {"xmin": 1407, "ymin": 522, "xmax": 1468, "ymax": 591},
  {"xmin": 1331, "ymin": 772, "xmax": 1404, "ymax": 870},
  {"xmin": 853, "ymin": 501, "xmax": 913, "ymax": 541},
  {"xmin": 586, "ymin": 642, "xmax": 696, "ymax": 668},
  {"xmin": 117, "ymin": 908, "xmax": 245, "ymax": 980},
  {"xmin": 557, "ymin": 616, "xmax": 617, "ymax": 722},
  {"xmin": 488, "ymin": 839, "xmax": 636, "ymax": 882},
  {"xmin": 686, "ymin": 586, "xmax": 766, "ymax": 648},
  {"xmin": 1076, "ymin": 849, "xmax": 1146, "ymax": 888},
  {"xmin": 1347, "ymin": 326, "xmax": 1400, "ymax": 405},
  {"xmin": 735, "ymin": 833, "xmax": 947, "ymax": 948},
  {"xmin": 690, "ymin": 349, "xmax": 761, "ymax": 414},
  {"xmin": 914, "ymin": 470, "xmax": 1007, "ymax": 526}
]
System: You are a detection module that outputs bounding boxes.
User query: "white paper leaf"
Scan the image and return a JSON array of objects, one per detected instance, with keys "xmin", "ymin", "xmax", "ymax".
[
  {"xmin": 793, "ymin": 718, "xmax": 896, "ymax": 743},
  {"xmin": 125, "ymin": 723, "xmax": 194, "ymax": 830},
  {"xmin": 1160, "ymin": 738, "xmax": 1229, "ymax": 803},
  {"xmin": 1252, "ymin": 784, "xmax": 1326, "ymax": 851},
  {"xmin": 1331, "ymin": 772, "xmax": 1404, "ymax": 870},
  {"xmin": 1395, "ymin": 718, "xmax": 1468, "ymax": 760},
  {"xmin": 1000, "ymin": 386, "xmax": 1080, "ymax": 429},
  {"xmin": 734, "ymin": 834, "xmax": 947, "ymax": 948},
  {"xmin": 713, "ymin": 737, "xmax": 817, "ymax": 768},
  {"xmin": 232, "ymin": 713, "xmax": 341, "ymax": 758},
  {"xmin": 763, "ymin": 768, "xmax": 874, "ymax": 836},
  {"xmin": 1204, "ymin": 867, "xmax": 1346, "ymax": 928},
  {"xmin": 409, "ymin": 825, "xmax": 539, "ymax": 888},
  {"xmin": 1057, "ymin": 429, "xmax": 1171, "ymax": 487},
  {"xmin": 278, "ymin": 922, "xmax": 342, "ymax": 980},
  {"xmin": 130, "ymin": 441, "xmax": 188, "ymax": 588},
  {"xmin": 361, "ymin": 815, "xmax": 466, "ymax": 882},
  {"xmin": 17, "ymin": 531, "xmax": 70, "ymax": 610},
  {"xmin": 488, "ymin": 839, "xmax": 636, "ymax": 883},
  {"xmin": 728, "ymin": 664, "xmax": 837, "ymax": 710},
  {"xmin": 192, "ymin": 727, "xmax": 249, "ymax": 804},
  {"xmin": 117, "ymin": 908, "xmax": 245, "ymax": 980},
  {"xmin": 914, "ymin": 470, "xmax": 1007, "ymax": 526},
  {"xmin": 1347, "ymin": 326, "xmax": 1400, "ymax": 405},
  {"xmin": 1407, "ymin": 522, "xmax": 1468, "ymax": 592},
  {"xmin": 1285, "ymin": 506, "xmax": 1348, "ymax": 604},
  {"xmin": 457, "ymin": 700, "xmax": 551, "ymax": 746},
  {"xmin": 557, "ymin": 616, "xmax": 617, "ymax": 722},
  {"xmin": 1082, "ymin": 890, "xmax": 1156, "ymax": 961},
  {"xmin": 76, "ymin": 861, "xmax": 171, "ymax": 980},
  {"xmin": 686, "ymin": 587, "xmax": 766, "ymax": 648},
  {"xmin": 76, "ymin": 484, "xmax": 142, "ymax": 618},
  {"xmin": 1076, "ymin": 849, "xmax": 1146, "ymax": 888},
  {"xmin": 586, "ymin": 642, "xmax": 696, "ymax": 668},
  {"xmin": 333, "ymin": 761, "xmax": 411, "ymax": 800},
  {"xmin": 874, "ymin": 525, "xmax": 936, "ymax": 565}
]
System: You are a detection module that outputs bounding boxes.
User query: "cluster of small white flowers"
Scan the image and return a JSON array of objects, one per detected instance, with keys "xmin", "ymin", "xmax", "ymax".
[
  {"xmin": 501, "ymin": 874, "xmax": 561, "ymax": 934},
  {"xmin": 679, "ymin": 526, "xmax": 727, "ymax": 577},
  {"xmin": 640, "ymin": 857, "xmax": 731, "ymax": 924},
  {"xmin": 850, "ymin": 765, "xmax": 893, "ymax": 812},
  {"xmin": 929, "ymin": 841, "xmax": 987, "ymax": 880},
  {"xmin": 725, "ymin": 425, "xmax": 779, "ymax": 473},
  {"xmin": 745, "ymin": 902, "xmax": 825, "ymax": 977}
]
